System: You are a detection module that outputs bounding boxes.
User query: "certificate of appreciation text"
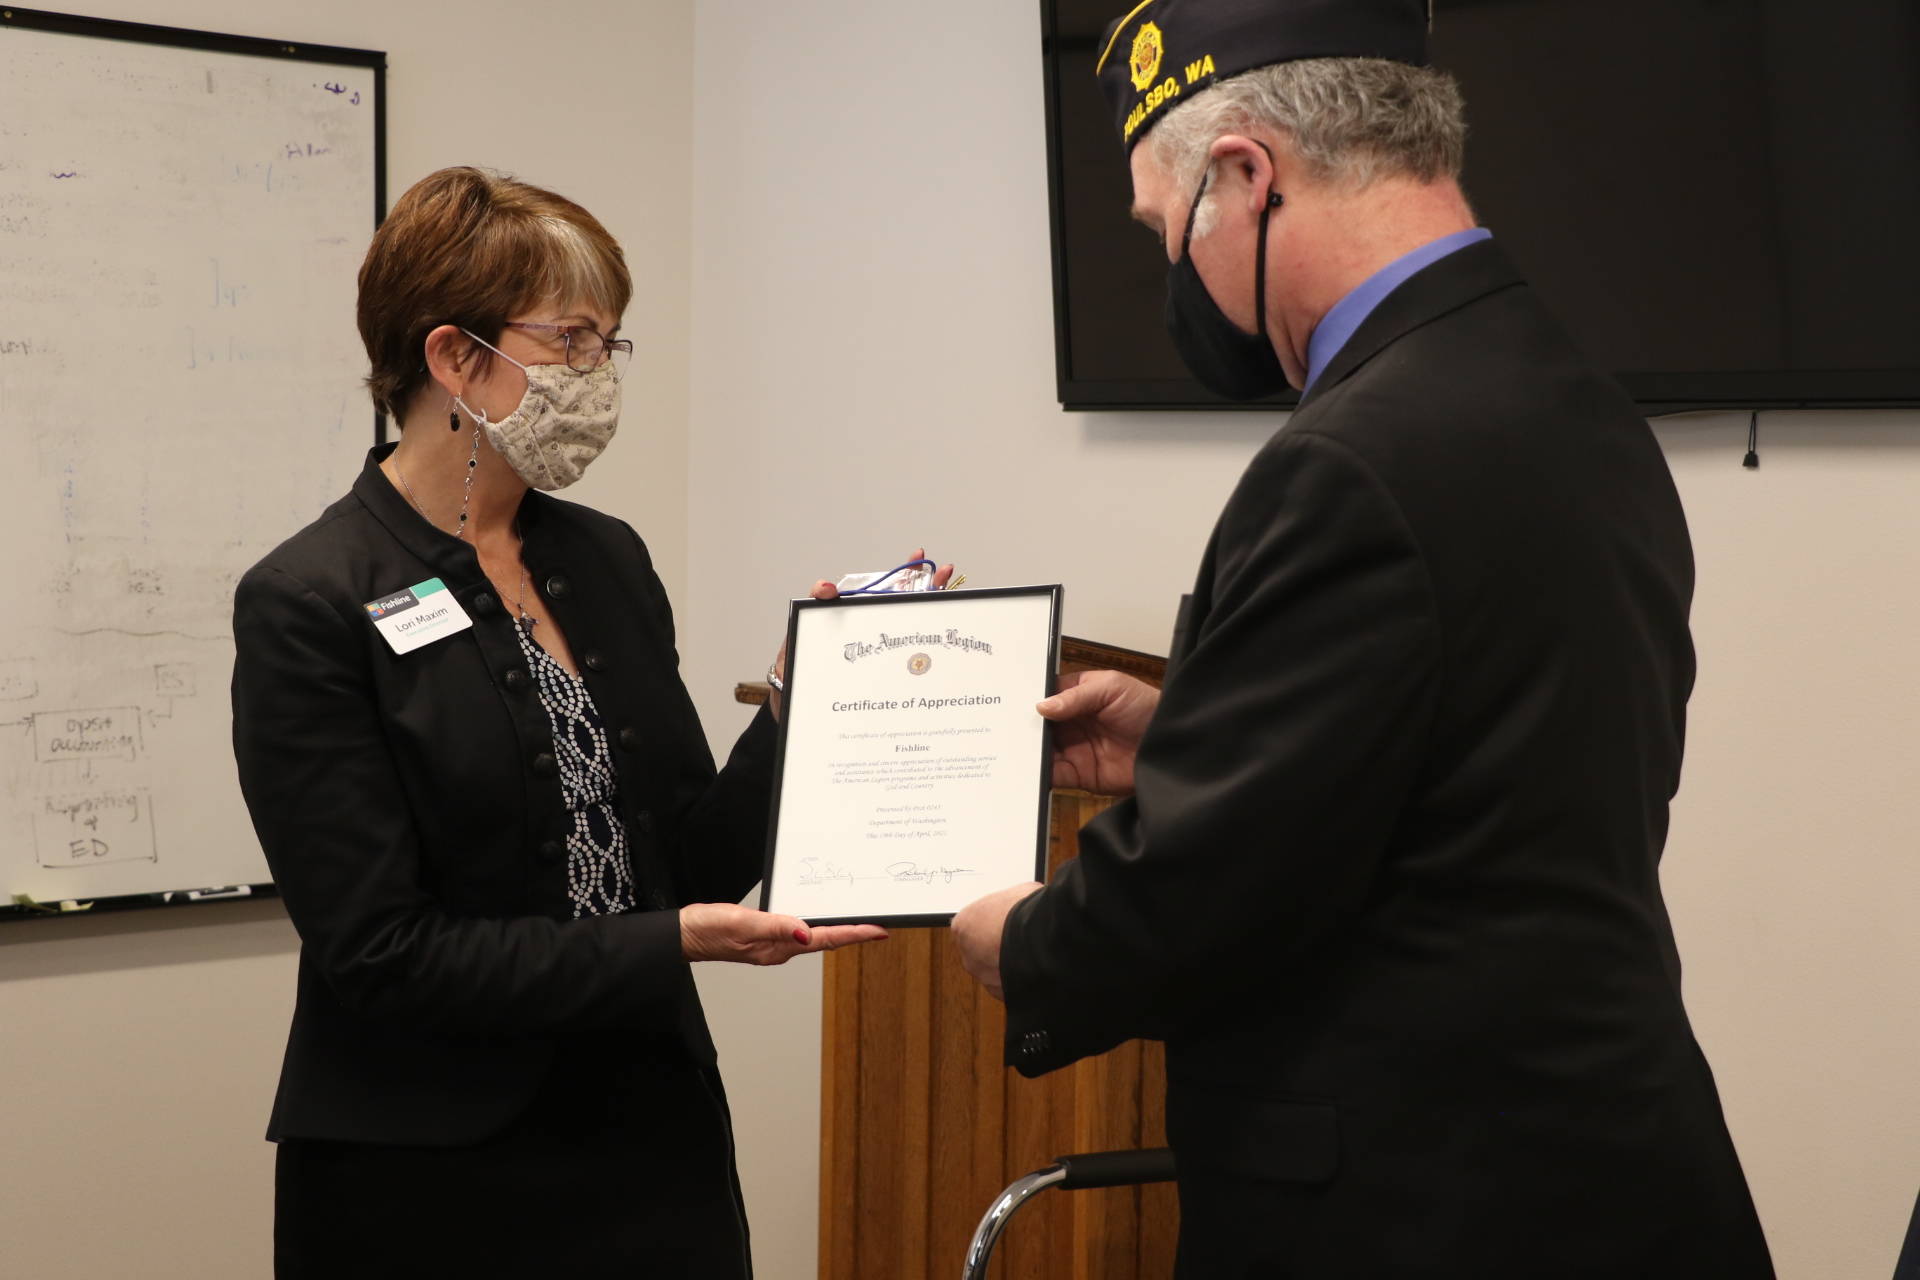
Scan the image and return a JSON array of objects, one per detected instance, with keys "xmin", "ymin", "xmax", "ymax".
[{"xmin": 760, "ymin": 585, "xmax": 1061, "ymax": 925}]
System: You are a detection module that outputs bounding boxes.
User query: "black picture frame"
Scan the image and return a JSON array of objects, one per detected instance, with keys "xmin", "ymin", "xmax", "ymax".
[{"xmin": 758, "ymin": 585, "xmax": 1063, "ymax": 928}]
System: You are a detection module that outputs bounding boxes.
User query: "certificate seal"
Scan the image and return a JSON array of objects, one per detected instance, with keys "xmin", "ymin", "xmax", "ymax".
[{"xmin": 907, "ymin": 652, "xmax": 932, "ymax": 676}]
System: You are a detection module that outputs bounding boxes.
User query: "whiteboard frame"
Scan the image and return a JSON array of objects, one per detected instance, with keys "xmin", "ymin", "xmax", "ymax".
[{"xmin": 0, "ymin": 7, "xmax": 386, "ymax": 924}]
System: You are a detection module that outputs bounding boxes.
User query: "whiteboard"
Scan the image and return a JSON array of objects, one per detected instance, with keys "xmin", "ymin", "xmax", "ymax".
[{"xmin": 0, "ymin": 12, "xmax": 383, "ymax": 911}]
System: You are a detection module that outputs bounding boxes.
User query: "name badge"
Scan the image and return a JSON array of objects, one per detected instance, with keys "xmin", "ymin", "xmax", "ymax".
[{"xmin": 363, "ymin": 577, "xmax": 474, "ymax": 655}]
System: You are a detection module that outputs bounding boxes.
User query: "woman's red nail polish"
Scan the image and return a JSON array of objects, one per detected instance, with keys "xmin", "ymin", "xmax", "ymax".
[{"xmin": 794, "ymin": 929, "xmax": 811, "ymax": 944}]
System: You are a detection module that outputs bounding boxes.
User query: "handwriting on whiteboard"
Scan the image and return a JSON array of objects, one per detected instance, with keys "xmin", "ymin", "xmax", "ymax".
[
  {"xmin": 2, "ymin": 19, "xmax": 375, "ymax": 902},
  {"xmin": 33, "ymin": 789, "xmax": 158, "ymax": 869},
  {"xmin": 33, "ymin": 708, "xmax": 142, "ymax": 763}
]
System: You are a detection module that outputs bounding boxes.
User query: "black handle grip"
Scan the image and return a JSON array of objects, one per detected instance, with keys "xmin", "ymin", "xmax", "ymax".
[{"xmin": 1053, "ymin": 1148, "xmax": 1177, "ymax": 1190}]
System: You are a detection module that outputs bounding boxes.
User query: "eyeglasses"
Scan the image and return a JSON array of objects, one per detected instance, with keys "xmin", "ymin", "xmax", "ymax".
[{"xmin": 501, "ymin": 321, "xmax": 633, "ymax": 382}]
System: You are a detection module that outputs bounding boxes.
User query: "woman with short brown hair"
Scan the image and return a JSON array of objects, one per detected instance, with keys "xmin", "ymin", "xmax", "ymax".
[{"xmin": 231, "ymin": 166, "xmax": 920, "ymax": 1277}]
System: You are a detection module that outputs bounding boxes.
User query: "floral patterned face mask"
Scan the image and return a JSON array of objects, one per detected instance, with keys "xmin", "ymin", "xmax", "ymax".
[{"xmin": 454, "ymin": 329, "xmax": 621, "ymax": 491}]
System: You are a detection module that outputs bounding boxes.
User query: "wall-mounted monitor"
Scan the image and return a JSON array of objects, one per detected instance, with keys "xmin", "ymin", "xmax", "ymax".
[{"xmin": 1042, "ymin": 0, "xmax": 1920, "ymax": 414}]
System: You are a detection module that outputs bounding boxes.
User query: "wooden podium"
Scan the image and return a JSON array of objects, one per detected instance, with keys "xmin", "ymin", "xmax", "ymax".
[{"xmin": 738, "ymin": 637, "xmax": 1173, "ymax": 1280}]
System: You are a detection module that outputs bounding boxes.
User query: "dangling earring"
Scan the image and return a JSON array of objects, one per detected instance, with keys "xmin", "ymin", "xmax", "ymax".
[
  {"xmin": 449, "ymin": 406, "xmax": 460, "ymax": 432},
  {"xmin": 456, "ymin": 413, "xmax": 480, "ymax": 540}
]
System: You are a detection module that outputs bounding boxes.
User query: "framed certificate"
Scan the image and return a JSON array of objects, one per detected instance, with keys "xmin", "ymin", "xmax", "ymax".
[{"xmin": 760, "ymin": 585, "xmax": 1062, "ymax": 926}]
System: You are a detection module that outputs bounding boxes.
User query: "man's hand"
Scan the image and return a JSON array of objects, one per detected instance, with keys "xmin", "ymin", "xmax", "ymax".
[
  {"xmin": 680, "ymin": 902, "xmax": 888, "ymax": 965},
  {"xmin": 951, "ymin": 881, "xmax": 1043, "ymax": 1001},
  {"xmin": 1038, "ymin": 670, "xmax": 1161, "ymax": 795},
  {"xmin": 769, "ymin": 547, "xmax": 955, "ymax": 721}
]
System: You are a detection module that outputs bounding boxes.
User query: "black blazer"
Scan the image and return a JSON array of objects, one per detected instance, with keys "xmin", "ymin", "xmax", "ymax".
[
  {"xmin": 1000, "ymin": 242, "xmax": 1773, "ymax": 1276},
  {"xmin": 231, "ymin": 446, "xmax": 774, "ymax": 1146}
]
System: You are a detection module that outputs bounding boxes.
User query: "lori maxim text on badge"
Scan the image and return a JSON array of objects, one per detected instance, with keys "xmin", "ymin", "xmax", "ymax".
[
  {"xmin": 390, "ymin": 605, "xmax": 451, "ymax": 633},
  {"xmin": 843, "ymin": 630, "xmax": 993, "ymax": 662}
]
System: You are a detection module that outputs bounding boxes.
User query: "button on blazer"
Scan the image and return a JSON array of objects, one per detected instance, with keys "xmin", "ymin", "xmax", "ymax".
[{"xmin": 232, "ymin": 447, "xmax": 774, "ymax": 1146}]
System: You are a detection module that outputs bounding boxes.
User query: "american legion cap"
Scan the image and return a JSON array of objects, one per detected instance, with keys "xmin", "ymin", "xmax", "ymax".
[{"xmin": 1097, "ymin": 0, "xmax": 1434, "ymax": 153}]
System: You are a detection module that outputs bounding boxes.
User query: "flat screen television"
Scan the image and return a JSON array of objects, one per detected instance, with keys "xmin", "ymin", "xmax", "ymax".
[{"xmin": 1042, "ymin": 0, "xmax": 1920, "ymax": 413}]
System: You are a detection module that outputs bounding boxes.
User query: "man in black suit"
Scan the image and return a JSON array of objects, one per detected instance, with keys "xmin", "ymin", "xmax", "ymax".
[{"xmin": 952, "ymin": 1, "xmax": 1774, "ymax": 1274}]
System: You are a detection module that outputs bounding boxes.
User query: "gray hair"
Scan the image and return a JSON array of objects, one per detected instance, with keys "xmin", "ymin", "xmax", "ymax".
[{"xmin": 1150, "ymin": 58, "xmax": 1467, "ymax": 238}]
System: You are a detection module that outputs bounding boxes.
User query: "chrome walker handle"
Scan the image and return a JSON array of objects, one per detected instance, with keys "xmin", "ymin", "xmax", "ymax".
[{"xmin": 961, "ymin": 1164, "xmax": 1067, "ymax": 1280}]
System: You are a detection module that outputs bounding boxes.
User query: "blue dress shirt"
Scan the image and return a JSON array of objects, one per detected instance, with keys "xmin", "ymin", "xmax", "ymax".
[{"xmin": 1303, "ymin": 228, "xmax": 1493, "ymax": 392}]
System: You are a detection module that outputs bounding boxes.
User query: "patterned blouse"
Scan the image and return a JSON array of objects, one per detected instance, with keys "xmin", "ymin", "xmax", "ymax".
[{"xmin": 514, "ymin": 620, "xmax": 637, "ymax": 918}]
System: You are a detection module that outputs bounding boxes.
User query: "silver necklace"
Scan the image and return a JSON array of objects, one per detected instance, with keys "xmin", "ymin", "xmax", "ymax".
[
  {"xmin": 512, "ymin": 554, "xmax": 534, "ymax": 630},
  {"xmin": 393, "ymin": 464, "xmax": 431, "ymax": 523},
  {"xmin": 393, "ymin": 425, "xmax": 482, "ymax": 539},
  {"xmin": 392, "ymin": 429, "xmax": 535, "ymax": 630}
]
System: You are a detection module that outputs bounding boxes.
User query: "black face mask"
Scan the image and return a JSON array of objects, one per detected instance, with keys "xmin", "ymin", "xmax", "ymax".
[{"xmin": 1164, "ymin": 166, "xmax": 1289, "ymax": 401}]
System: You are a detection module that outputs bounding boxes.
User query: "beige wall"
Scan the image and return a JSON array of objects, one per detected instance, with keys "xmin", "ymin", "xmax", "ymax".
[
  {"xmin": 684, "ymin": 3, "xmax": 1920, "ymax": 1278},
  {"xmin": 1655, "ymin": 413, "xmax": 1920, "ymax": 1280},
  {"xmin": 0, "ymin": 2, "xmax": 694, "ymax": 1277},
  {"xmin": 6, "ymin": 2, "xmax": 1918, "ymax": 1279}
]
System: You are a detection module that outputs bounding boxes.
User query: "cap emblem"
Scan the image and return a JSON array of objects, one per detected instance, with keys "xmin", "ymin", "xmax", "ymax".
[{"xmin": 1128, "ymin": 21, "xmax": 1165, "ymax": 92}]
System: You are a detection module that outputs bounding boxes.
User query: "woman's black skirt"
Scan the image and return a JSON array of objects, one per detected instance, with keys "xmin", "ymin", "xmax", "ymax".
[{"xmin": 274, "ymin": 1037, "xmax": 751, "ymax": 1279}]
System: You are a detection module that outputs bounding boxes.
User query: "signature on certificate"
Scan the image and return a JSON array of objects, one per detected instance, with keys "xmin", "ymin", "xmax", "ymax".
[
  {"xmin": 886, "ymin": 862, "xmax": 979, "ymax": 886},
  {"xmin": 796, "ymin": 858, "xmax": 857, "ymax": 887}
]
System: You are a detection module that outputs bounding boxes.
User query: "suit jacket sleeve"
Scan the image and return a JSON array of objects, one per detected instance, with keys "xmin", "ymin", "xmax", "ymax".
[
  {"xmin": 619, "ymin": 522, "xmax": 778, "ymax": 907},
  {"xmin": 665, "ymin": 704, "xmax": 776, "ymax": 906},
  {"xmin": 232, "ymin": 563, "xmax": 688, "ymax": 1035},
  {"xmin": 1000, "ymin": 431, "xmax": 1441, "ymax": 1074}
]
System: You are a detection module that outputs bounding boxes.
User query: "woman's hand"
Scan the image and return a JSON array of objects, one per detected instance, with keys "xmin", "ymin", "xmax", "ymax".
[
  {"xmin": 1037, "ymin": 669, "xmax": 1161, "ymax": 796},
  {"xmin": 768, "ymin": 547, "xmax": 956, "ymax": 721},
  {"xmin": 679, "ymin": 902, "xmax": 888, "ymax": 965}
]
